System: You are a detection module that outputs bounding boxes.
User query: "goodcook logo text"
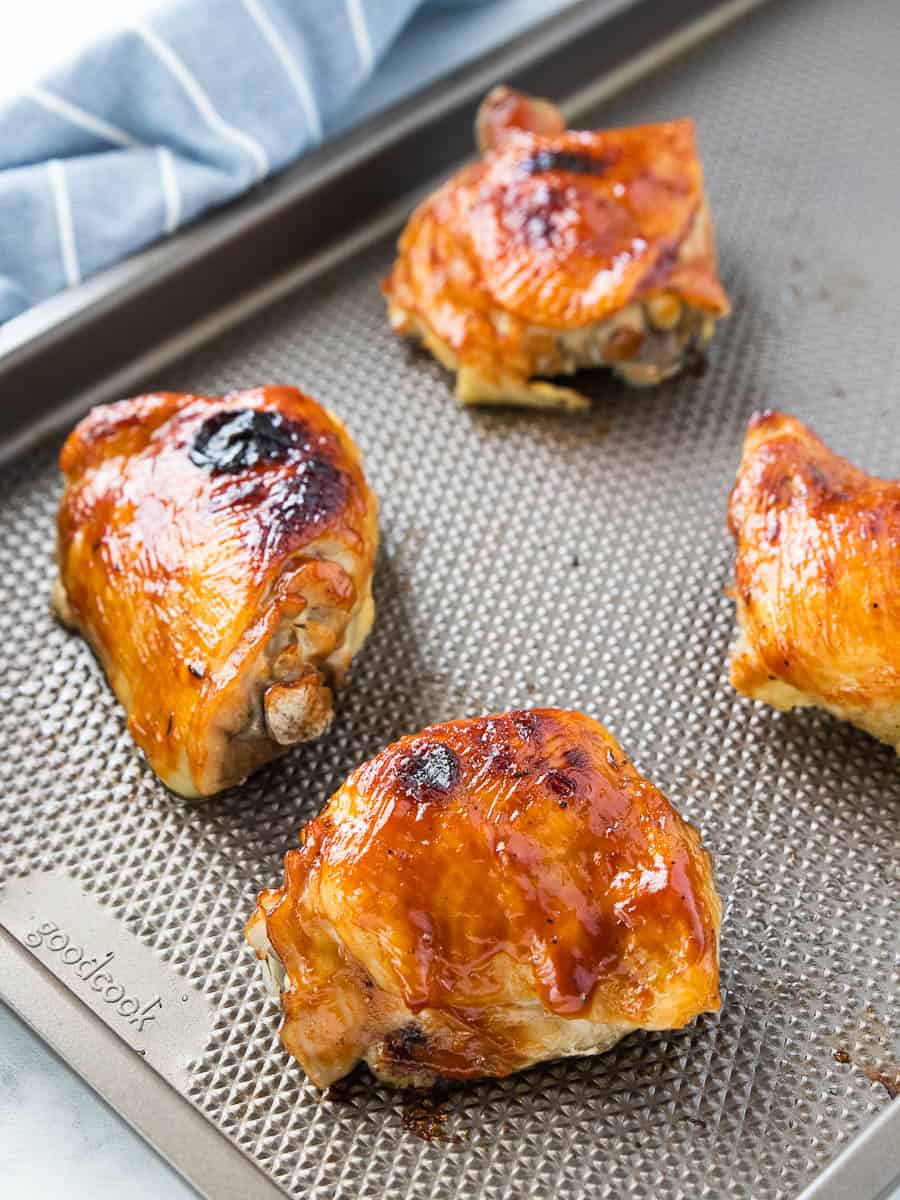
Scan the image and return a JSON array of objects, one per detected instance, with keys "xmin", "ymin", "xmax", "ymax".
[{"xmin": 26, "ymin": 920, "xmax": 162, "ymax": 1032}]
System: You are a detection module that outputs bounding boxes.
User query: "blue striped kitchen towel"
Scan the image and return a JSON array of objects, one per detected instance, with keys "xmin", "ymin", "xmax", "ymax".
[{"xmin": 0, "ymin": 0, "xmax": 479, "ymax": 325}]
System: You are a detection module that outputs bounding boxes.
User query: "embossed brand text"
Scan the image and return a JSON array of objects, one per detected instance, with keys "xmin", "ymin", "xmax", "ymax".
[{"xmin": 26, "ymin": 921, "xmax": 162, "ymax": 1031}]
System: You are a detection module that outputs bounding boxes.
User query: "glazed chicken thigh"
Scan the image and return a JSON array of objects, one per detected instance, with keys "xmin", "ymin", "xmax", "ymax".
[
  {"xmin": 728, "ymin": 411, "xmax": 900, "ymax": 752},
  {"xmin": 247, "ymin": 709, "xmax": 722, "ymax": 1088},
  {"xmin": 54, "ymin": 387, "xmax": 378, "ymax": 797},
  {"xmin": 383, "ymin": 87, "xmax": 730, "ymax": 409}
]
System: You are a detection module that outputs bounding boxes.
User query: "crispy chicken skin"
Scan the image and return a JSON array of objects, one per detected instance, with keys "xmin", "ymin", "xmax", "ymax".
[
  {"xmin": 382, "ymin": 87, "xmax": 730, "ymax": 409},
  {"xmin": 728, "ymin": 411, "xmax": 900, "ymax": 752},
  {"xmin": 54, "ymin": 387, "xmax": 378, "ymax": 798},
  {"xmin": 246, "ymin": 709, "xmax": 721, "ymax": 1088}
]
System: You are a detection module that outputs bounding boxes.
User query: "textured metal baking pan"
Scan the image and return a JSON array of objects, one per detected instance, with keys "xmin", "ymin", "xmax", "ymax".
[{"xmin": 1, "ymin": 0, "xmax": 898, "ymax": 1197}]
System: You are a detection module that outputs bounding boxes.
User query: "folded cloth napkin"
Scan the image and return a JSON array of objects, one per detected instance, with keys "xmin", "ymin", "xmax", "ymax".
[{"xmin": 0, "ymin": 0, "xmax": 444, "ymax": 324}]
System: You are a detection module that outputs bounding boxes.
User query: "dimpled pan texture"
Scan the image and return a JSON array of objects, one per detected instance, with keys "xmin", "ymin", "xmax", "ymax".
[{"xmin": 0, "ymin": 0, "xmax": 898, "ymax": 1197}]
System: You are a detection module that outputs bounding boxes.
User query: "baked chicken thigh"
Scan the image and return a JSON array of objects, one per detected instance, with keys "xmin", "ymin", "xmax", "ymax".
[
  {"xmin": 247, "ymin": 709, "xmax": 721, "ymax": 1088},
  {"xmin": 383, "ymin": 87, "xmax": 730, "ymax": 409},
  {"xmin": 54, "ymin": 387, "xmax": 378, "ymax": 798},
  {"xmin": 728, "ymin": 411, "xmax": 900, "ymax": 752}
]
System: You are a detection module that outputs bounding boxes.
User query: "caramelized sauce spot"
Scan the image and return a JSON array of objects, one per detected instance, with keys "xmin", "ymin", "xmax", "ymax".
[
  {"xmin": 544, "ymin": 769, "xmax": 576, "ymax": 796},
  {"xmin": 396, "ymin": 743, "xmax": 461, "ymax": 800},
  {"xmin": 189, "ymin": 409, "xmax": 308, "ymax": 474},
  {"xmin": 383, "ymin": 1023, "xmax": 427, "ymax": 1063},
  {"xmin": 564, "ymin": 747, "xmax": 589, "ymax": 770},
  {"xmin": 399, "ymin": 1092, "xmax": 460, "ymax": 1143},
  {"xmin": 519, "ymin": 149, "xmax": 616, "ymax": 176},
  {"xmin": 511, "ymin": 711, "xmax": 539, "ymax": 740}
]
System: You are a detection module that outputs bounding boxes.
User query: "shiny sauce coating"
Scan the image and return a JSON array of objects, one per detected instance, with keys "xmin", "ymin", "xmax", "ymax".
[
  {"xmin": 56, "ymin": 387, "xmax": 375, "ymax": 792},
  {"xmin": 384, "ymin": 120, "xmax": 729, "ymax": 347},
  {"xmin": 729, "ymin": 410, "xmax": 900, "ymax": 705},
  {"xmin": 265, "ymin": 709, "xmax": 719, "ymax": 1022}
]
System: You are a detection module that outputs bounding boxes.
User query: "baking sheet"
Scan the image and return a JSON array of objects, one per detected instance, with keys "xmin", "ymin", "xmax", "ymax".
[{"xmin": 1, "ymin": 0, "xmax": 898, "ymax": 1196}]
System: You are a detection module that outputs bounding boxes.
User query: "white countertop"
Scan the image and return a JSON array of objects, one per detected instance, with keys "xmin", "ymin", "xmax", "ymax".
[{"xmin": 0, "ymin": 1002, "xmax": 197, "ymax": 1199}]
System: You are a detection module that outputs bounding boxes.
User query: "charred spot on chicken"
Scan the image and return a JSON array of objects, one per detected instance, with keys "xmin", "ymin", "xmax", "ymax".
[{"xmin": 189, "ymin": 408, "xmax": 309, "ymax": 473}]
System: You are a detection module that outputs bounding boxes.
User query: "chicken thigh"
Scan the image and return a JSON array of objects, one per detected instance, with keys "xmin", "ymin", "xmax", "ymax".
[
  {"xmin": 728, "ymin": 410, "xmax": 900, "ymax": 752},
  {"xmin": 247, "ymin": 709, "xmax": 721, "ymax": 1088},
  {"xmin": 383, "ymin": 87, "xmax": 730, "ymax": 409},
  {"xmin": 54, "ymin": 387, "xmax": 378, "ymax": 798}
]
